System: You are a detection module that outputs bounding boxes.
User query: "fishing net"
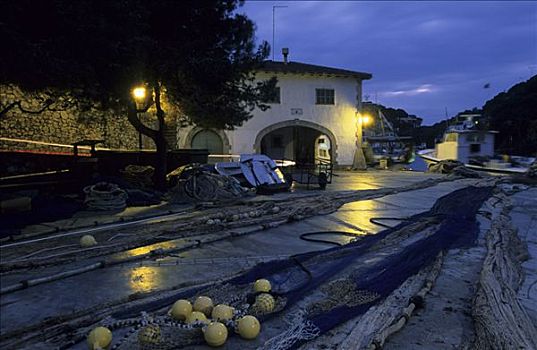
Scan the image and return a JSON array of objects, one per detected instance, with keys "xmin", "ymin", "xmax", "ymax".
[
  {"xmin": 104, "ymin": 186, "xmax": 492, "ymax": 350},
  {"xmin": 167, "ymin": 171, "xmax": 253, "ymax": 203},
  {"xmin": 120, "ymin": 165, "xmax": 155, "ymax": 188}
]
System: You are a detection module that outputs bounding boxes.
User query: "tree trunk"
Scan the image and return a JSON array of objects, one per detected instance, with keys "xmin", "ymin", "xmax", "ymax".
[
  {"xmin": 153, "ymin": 82, "xmax": 168, "ymax": 190},
  {"xmin": 126, "ymin": 82, "xmax": 168, "ymax": 190},
  {"xmin": 153, "ymin": 130, "xmax": 168, "ymax": 190}
]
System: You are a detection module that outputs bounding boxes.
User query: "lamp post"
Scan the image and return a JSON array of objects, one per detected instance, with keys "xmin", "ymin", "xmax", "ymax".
[
  {"xmin": 131, "ymin": 86, "xmax": 152, "ymax": 150},
  {"xmin": 352, "ymin": 112, "xmax": 371, "ymax": 170}
]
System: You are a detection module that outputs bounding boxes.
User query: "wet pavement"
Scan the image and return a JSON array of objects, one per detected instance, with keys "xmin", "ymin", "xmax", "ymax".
[
  {"xmin": 7, "ymin": 170, "xmax": 533, "ymax": 350},
  {"xmin": 0, "ymin": 171, "xmax": 473, "ymax": 338}
]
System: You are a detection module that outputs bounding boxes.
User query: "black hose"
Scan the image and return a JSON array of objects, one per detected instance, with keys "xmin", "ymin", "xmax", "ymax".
[
  {"xmin": 299, "ymin": 231, "xmax": 363, "ymax": 246},
  {"xmin": 369, "ymin": 217, "xmax": 411, "ymax": 229}
]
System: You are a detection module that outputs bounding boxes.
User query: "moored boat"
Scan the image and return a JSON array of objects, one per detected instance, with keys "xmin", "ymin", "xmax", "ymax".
[{"xmin": 417, "ymin": 114, "xmax": 534, "ymax": 174}]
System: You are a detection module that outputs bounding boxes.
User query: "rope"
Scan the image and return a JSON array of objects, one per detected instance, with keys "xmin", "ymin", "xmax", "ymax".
[
  {"xmin": 84, "ymin": 182, "xmax": 128, "ymax": 211},
  {"xmin": 526, "ymin": 160, "xmax": 537, "ymax": 178},
  {"xmin": 428, "ymin": 160, "xmax": 481, "ymax": 178}
]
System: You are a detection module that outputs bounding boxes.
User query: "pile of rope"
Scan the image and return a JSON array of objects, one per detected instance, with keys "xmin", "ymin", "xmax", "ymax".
[
  {"xmin": 121, "ymin": 165, "xmax": 154, "ymax": 188},
  {"xmin": 526, "ymin": 160, "xmax": 537, "ymax": 178},
  {"xmin": 168, "ymin": 171, "xmax": 253, "ymax": 203},
  {"xmin": 84, "ymin": 182, "xmax": 128, "ymax": 211},
  {"xmin": 428, "ymin": 160, "xmax": 480, "ymax": 178}
]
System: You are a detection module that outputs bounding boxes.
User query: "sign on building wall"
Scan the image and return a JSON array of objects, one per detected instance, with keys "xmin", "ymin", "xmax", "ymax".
[{"xmin": 290, "ymin": 108, "xmax": 303, "ymax": 116}]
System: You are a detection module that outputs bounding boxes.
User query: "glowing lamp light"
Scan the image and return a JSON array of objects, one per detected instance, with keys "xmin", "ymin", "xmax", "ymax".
[
  {"xmin": 132, "ymin": 87, "xmax": 147, "ymax": 101},
  {"xmin": 358, "ymin": 113, "xmax": 372, "ymax": 126}
]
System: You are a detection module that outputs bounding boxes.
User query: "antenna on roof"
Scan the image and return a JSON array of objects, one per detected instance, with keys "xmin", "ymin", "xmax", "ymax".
[{"xmin": 272, "ymin": 5, "xmax": 288, "ymax": 61}]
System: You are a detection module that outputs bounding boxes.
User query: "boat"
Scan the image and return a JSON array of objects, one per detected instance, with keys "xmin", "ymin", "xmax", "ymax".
[
  {"xmin": 417, "ymin": 114, "xmax": 534, "ymax": 174},
  {"xmin": 365, "ymin": 109, "xmax": 415, "ymax": 164}
]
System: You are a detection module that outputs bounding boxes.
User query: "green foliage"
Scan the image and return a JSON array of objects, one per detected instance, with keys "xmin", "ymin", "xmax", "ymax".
[
  {"xmin": 483, "ymin": 75, "xmax": 537, "ymax": 155},
  {"xmin": 0, "ymin": 0, "xmax": 276, "ymax": 129}
]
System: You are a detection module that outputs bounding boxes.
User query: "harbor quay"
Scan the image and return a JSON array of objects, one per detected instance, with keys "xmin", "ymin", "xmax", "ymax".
[{"xmin": 1, "ymin": 170, "xmax": 536, "ymax": 349}]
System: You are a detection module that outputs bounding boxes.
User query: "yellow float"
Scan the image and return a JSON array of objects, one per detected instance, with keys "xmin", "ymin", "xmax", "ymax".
[
  {"xmin": 253, "ymin": 279, "xmax": 271, "ymax": 293},
  {"xmin": 237, "ymin": 315, "xmax": 261, "ymax": 340},
  {"xmin": 80, "ymin": 235, "xmax": 97, "ymax": 248},
  {"xmin": 137, "ymin": 324, "xmax": 161, "ymax": 344},
  {"xmin": 211, "ymin": 304, "xmax": 234, "ymax": 322},
  {"xmin": 186, "ymin": 311, "xmax": 208, "ymax": 324},
  {"xmin": 254, "ymin": 293, "xmax": 275, "ymax": 313},
  {"xmin": 203, "ymin": 322, "xmax": 228, "ymax": 347},
  {"xmin": 193, "ymin": 296, "xmax": 214, "ymax": 316},
  {"xmin": 170, "ymin": 299, "xmax": 192, "ymax": 321},
  {"xmin": 87, "ymin": 326, "xmax": 112, "ymax": 350}
]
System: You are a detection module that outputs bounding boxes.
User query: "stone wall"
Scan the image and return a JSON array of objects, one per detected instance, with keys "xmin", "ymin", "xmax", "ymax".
[{"xmin": 0, "ymin": 85, "xmax": 142, "ymax": 153}]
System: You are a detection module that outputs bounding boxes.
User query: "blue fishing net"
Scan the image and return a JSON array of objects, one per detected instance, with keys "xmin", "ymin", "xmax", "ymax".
[{"xmin": 112, "ymin": 186, "xmax": 492, "ymax": 349}]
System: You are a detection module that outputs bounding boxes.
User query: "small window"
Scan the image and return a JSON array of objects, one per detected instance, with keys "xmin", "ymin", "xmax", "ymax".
[
  {"xmin": 470, "ymin": 144, "xmax": 481, "ymax": 153},
  {"xmin": 271, "ymin": 135, "xmax": 283, "ymax": 148},
  {"xmin": 316, "ymin": 89, "xmax": 335, "ymax": 105},
  {"xmin": 318, "ymin": 138, "xmax": 325, "ymax": 144},
  {"xmin": 264, "ymin": 87, "xmax": 280, "ymax": 104}
]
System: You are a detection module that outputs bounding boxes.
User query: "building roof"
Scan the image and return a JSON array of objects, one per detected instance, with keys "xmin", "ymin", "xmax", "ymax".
[{"xmin": 259, "ymin": 60, "xmax": 372, "ymax": 80}]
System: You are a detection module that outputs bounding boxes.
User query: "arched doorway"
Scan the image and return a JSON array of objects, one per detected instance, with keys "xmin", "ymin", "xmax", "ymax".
[
  {"xmin": 191, "ymin": 129, "xmax": 224, "ymax": 154},
  {"xmin": 255, "ymin": 120, "xmax": 337, "ymax": 164}
]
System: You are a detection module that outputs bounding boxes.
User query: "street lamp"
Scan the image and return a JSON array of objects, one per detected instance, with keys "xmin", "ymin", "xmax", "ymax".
[
  {"xmin": 132, "ymin": 87, "xmax": 146, "ymax": 101},
  {"xmin": 132, "ymin": 86, "xmax": 152, "ymax": 112},
  {"xmin": 131, "ymin": 85, "xmax": 153, "ymax": 149},
  {"xmin": 353, "ymin": 112, "xmax": 372, "ymax": 170}
]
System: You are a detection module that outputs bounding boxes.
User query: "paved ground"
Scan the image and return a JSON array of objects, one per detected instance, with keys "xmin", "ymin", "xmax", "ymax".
[
  {"xmin": 2, "ymin": 170, "xmax": 533, "ymax": 350},
  {"xmin": 0, "ymin": 171, "xmax": 450, "ymax": 331},
  {"xmin": 15, "ymin": 170, "xmax": 441, "ymax": 239}
]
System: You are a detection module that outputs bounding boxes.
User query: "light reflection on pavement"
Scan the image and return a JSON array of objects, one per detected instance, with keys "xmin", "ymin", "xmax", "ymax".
[{"xmin": 0, "ymin": 172, "xmax": 469, "ymax": 338}]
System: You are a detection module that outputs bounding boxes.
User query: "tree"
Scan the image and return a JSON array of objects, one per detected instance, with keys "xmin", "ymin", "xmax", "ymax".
[
  {"xmin": 483, "ymin": 75, "xmax": 537, "ymax": 155},
  {"xmin": 0, "ymin": 0, "xmax": 277, "ymax": 188},
  {"xmin": 361, "ymin": 102, "xmax": 423, "ymax": 137}
]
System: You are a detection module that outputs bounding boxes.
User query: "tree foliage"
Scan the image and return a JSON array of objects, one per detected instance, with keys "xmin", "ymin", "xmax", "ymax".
[
  {"xmin": 483, "ymin": 75, "xmax": 537, "ymax": 155},
  {"xmin": 0, "ymin": 0, "xmax": 275, "ymax": 127},
  {"xmin": 0, "ymin": 0, "xmax": 277, "ymax": 186},
  {"xmin": 362, "ymin": 102, "xmax": 422, "ymax": 137}
]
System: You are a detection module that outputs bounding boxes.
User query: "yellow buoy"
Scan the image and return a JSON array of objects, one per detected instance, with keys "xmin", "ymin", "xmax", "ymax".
[
  {"xmin": 254, "ymin": 293, "xmax": 275, "ymax": 313},
  {"xmin": 87, "ymin": 326, "xmax": 112, "ymax": 350},
  {"xmin": 203, "ymin": 322, "xmax": 228, "ymax": 347},
  {"xmin": 237, "ymin": 315, "xmax": 261, "ymax": 340},
  {"xmin": 138, "ymin": 324, "xmax": 161, "ymax": 344},
  {"xmin": 253, "ymin": 279, "xmax": 271, "ymax": 293},
  {"xmin": 193, "ymin": 296, "xmax": 214, "ymax": 316},
  {"xmin": 170, "ymin": 299, "xmax": 192, "ymax": 321},
  {"xmin": 186, "ymin": 311, "xmax": 208, "ymax": 324},
  {"xmin": 211, "ymin": 304, "xmax": 234, "ymax": 321},
  {"xmin": 80, "ymin": 235, "xmax": 97, "ymax": 248}
]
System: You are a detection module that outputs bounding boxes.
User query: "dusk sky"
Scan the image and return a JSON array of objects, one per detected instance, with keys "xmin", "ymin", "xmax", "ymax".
[{"xmin": 241, "ymin": 1, "xmax": 537, "ymax": 125}]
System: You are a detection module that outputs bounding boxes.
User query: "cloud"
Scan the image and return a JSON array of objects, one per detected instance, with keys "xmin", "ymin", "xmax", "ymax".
[
  {"xmin": 241, "ymin": 1, "xmax": 537, "ymax": 124},
  {"xmin": 381, "ymin": 84, "xmax": 435, "ymax": 97}
]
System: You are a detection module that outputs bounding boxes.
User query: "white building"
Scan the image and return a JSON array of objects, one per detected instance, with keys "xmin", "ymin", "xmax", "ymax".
[{"xmin": 177, "ymin": 58, "xmax": 372, "ymax": 167}]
